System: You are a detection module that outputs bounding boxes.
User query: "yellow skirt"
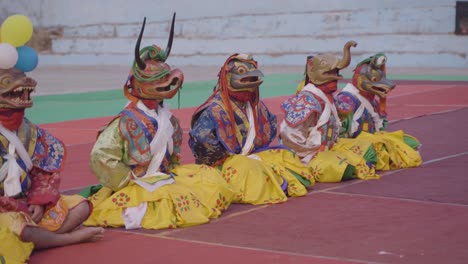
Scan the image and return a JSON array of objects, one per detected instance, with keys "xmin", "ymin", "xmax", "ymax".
[
  {"xmin": 220, "ymin": 148, "xmax": 313, "ymax": 205},
  {"xmin": 84, "ymin": 164, "xmax": 234, "ymax": 230},
  {"xmin": 308, "ymin": 138, "xmax": 379, "ymax": 183},
  {"xmin": 0, "ymin": 224, "xmax": 33, "ymax": 264},
  {"xmin": 357, "ymin": 130, "xmax": 422, "ymax": 170},
  {"xmin": 0, "ymin": 194, "xmax": 88, "ymax": 235},
  {"xmin": 0, "ymin": 194, "xmax": 87, "ymax": 264}
]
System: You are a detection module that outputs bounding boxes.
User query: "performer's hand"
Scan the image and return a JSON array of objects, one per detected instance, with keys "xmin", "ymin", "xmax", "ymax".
[{"xmin": 28, "ymin": 204, "xmax": 44, "ymax": 223}]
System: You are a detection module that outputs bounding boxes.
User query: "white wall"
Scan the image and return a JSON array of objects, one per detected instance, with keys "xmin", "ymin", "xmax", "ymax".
[{"xmin": 1, "ymin": 0, "xmax": 467, "ymax": 67}]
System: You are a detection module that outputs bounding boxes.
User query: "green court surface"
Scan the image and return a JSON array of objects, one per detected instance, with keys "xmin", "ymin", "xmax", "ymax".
[{"xmin": 26, "ymin": 72, "xmax": 468, "ymax": 125}]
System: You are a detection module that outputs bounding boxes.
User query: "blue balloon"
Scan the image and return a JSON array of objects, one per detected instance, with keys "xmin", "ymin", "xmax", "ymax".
[{"xmin": 14, "ymin": 46, "xmax": 38, "ymax": 72}]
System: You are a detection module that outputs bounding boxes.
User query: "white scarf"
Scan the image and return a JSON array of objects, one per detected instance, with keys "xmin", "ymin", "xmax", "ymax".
[
  {"xmin": 241, "ymin": 103, "xmax": 263, "ymax": 161},
  {"xmin": 241, "ymin": 103, "xmax": 257, "ymax": 156},
  {"xmin": 0, "ymin": 123, "xmax": 33, "ymax": 197},
  {"xmin": 341, "ymin": 83, "xmax": 384, "ymax": 135},
  {"xmin": 300, "ymin": 84, "xmax": 341, "ymax": 163},
  {"xmin": 123, "ymin": 101, "xmax": 176, "ymax": 229},
  {"xmin": 136, "ymin": 101, "xmax": 174, "ymax": 177}
]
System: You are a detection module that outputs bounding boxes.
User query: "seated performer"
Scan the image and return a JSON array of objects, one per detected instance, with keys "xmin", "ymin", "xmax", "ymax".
[
  {"xmin": 0, "ymin": 67, "xmax": 104, "ymax": 263},
  {"xmin": 280, "ymin": 41, "xmax": 379, "ymax": 183},
  {"xmin": 83, "ymin": 15, "xmax": 233, "ymax": 230},
  {"xmin": 335, "ymin": 53, "xmax": 422, "ymax": 170},
  {"xmin": 189, "ymin": 53, "xmax": 313, "ymax": 205}
]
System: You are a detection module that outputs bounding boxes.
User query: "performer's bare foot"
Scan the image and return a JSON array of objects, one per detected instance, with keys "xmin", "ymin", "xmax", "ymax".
[{"xmin": 70, "ymin": 226, "xmax": 105, "ymax": 243}]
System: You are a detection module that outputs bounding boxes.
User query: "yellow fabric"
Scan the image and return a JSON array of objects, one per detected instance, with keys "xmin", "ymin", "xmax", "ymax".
[
  {"xmin": 357, "ymin": 131, "xmax": 422, "ymax": 170},
  {"xmin": 0, "ymin": 195, "xmax": 87, "ymax": 236},
  {"xmin": 308, "ymin": 138, "xmax": 379, "ymax": 182},
  {"xmin": 0, "ymin": 224, "xmax": 33, "ymax": 264},
  {"xmin": 0, "ymin": 212, "xmax": 36, "ymax": 237},
  {"xmin": 85, "ymin": 164, "xmax": 234, "ymax": 229},
  {"xmin": 220, "ymin": 148, "xmax": 313, "ymax": 205}
]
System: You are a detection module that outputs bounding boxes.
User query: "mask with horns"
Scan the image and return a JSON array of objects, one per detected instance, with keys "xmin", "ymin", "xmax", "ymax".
[{"xmin": 125, "ymin": 13, "xmax": 184, "ymax": 105}]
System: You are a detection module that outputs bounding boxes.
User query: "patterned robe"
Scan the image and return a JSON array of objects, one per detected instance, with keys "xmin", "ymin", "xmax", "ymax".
[
  {"xmin": 280, "ymin": 83, "xmax": 378, "ymax": 182},
  {"xmin": 0, "ymin": 118, "xmax": 65, "ymax": 215},
  {"xmin": 335, "ymin": 83, "xmax": 388, "ymax": 138},
  {"xmin": 85, "ymin": 102, "xmax": 233, "ymax": 229},
  {"xmin": 280, "ymin": 83, "xmax": 341, "ymax": 161},
  {"xmin": 189, "ymin": 92, "xmax": 313, "ymax": 205},
  {"xmin": 335, "ymin": 83, "xmax": 422, "ymax": 170},
  {"xmin": 90, "ymin": 103, "xmax": 182, "ymax": 191},
  {"xmin": 189, "ymin": 93, "xmax": 277, "ymax": 166}
]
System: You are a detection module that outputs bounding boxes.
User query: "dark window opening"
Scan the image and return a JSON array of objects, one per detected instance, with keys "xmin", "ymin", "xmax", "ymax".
[{"xmin": 455, "ymin": 1, "xmax": 468, "ymax": 35}]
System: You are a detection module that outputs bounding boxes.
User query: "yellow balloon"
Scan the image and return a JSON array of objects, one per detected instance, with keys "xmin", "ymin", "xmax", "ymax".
[{"xmin": 1, "ymin": 14, "xmax": 33, "ymax": 47}]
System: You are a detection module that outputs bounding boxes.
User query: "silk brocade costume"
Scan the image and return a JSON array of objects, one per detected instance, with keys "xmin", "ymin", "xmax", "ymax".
[
  {"xmin": 190, "ymin": 82, "xmax": 314, "ymax": 205},
  {"xmin": 84, "ymin": 102, "xmax": 234, "ymax": 229}
]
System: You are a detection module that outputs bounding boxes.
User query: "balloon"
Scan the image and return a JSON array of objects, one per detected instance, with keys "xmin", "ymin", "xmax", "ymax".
[
  {"xmin": 0, "ymin": 43, "xmax": 18, "ymax": 69},
  {"xmin": 15, "ymin": 46, "xmax": 38, "ymax": 72},
  {"xmin": 1, "ymin": 15, "xmax": 33, "ymax": 47}
]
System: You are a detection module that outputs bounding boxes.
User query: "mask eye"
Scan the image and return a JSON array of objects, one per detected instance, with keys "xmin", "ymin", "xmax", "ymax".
[
  {"xmin": 1, "ymin": 77, "xmax": 12, "ymax": 86},
  {"xmin": 371, "ymin": 77, "xmax": 378, "ymax": 82},
  {"xmin": 320, "ymin": 60, "xmax": 327, "ymax": 66},
  {"xmin": 237, "ymin": 66, "xmax": 247, "ymax": 75}
]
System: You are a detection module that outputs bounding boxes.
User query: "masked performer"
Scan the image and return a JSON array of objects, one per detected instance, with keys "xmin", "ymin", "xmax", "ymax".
[
  {"xmin": 280, "ymin": 41, "xmax": 379, "ymax": 183},
  {"xmin": 0, "ymin": 67, "xmax": 104, "ymax": 263},
  {"xmin": 83, "ymin": 15, "xmax": 233, "ymax": 230},
  {"xmin": 189, "ymin": 54, "xmax": 313, "ymax": 205},
  {"xmin": 335, "ymin": 53, "xmax": 422, "ymax": 170}
]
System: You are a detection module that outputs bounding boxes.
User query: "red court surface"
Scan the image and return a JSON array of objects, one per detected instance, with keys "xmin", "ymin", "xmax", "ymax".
[{"xmin": 30, "ymin": 81, "xmax": 468, "ymax": 264}]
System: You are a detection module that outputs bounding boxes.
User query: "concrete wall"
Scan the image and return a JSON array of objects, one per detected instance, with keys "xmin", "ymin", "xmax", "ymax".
[{"xmin": 1, "ymin": 0, "xmax": 467, "ymax": 68}]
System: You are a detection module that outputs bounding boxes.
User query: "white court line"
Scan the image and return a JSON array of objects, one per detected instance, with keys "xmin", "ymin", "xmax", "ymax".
[
  {"xmin": 396, "ymin": 104, "xmax": 468, "ymax": 107},
  {"xmin": 387, "ymin": 84, "xmax": 460, "ymax": 99},
  {"xmin": 315, "ymin": 151, "xmax": 468, "ymax": 208},
  {"xmin": 421, "ymin": 151, "xmax": 468, "ymax": 166},
  {"xmin": 105, "ymin": 150, "xmax": 468, "ymax": 264},
  {"xmin": 113, "ymin": 228, "xmax": 376, "ymax": 264},
  {"xmin": 315, "ymin": 150, "xmax": 468, "ymax": 193}
]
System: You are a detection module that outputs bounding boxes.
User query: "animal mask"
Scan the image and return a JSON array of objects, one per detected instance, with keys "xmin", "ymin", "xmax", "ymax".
[
  {"xmin": 305, "ymin": 40, "xmax": 357, "ymax": 86},
  {"xmin": 125, "ymin": 14, "xmax": 184, "ymax": 102},
  {"xmin": 225, "ymin": 55, "xmax": 264, "ymax": 93},
  {"xmin": 0, "ymin": 68, "xmax": 36, "ymax": 109},
  {"xmin": 352, "ymin": 53, "xmax": 395, "ymax": 99}
]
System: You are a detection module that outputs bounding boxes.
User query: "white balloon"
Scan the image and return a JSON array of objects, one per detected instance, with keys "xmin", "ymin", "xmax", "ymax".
[{"xmin": 0, "ymin": 43, "xmax": 19, "ymax": 69}]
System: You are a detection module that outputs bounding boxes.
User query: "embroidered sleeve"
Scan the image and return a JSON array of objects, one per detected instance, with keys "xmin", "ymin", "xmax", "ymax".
[
  {"xmin": 26, "ymin": 167, "xmax": 60, "ymax": 207},
  {"xmin": 339, "ymin": 114, "xmax": 354, "ymax": 138},
  {"xmin": 281, "ymin": 93, "xmax": 322, "ymax": 128},
  {"xmin": 263, "ymin": 102, "xmax": 277, "ymax": 142},
  {"xmin": 169, "ymin": 115, "xmax": 182, "ymax": 169},
  {"xmin": 0, "ymin": 196, "xmax": 28, "ymax": 213},
  {"xmin": 373, "ymin": 99, "xmax": 388, "ymax": 130},
  {"xmin": 335, "ymin": 92, "xmax": 357, "ymax": 120},
  {"xmin": 31, "ymin": 126, "xmax": 66, "ymax": 173},
  {"xmin": 90, "ymin": 119, "xmax": 132, "ymax": 191},
  {"xmin": 189, "ymin": 110, "xmax": 229, "ymax": 166}
]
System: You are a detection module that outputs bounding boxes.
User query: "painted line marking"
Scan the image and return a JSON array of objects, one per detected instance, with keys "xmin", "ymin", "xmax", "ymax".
[
  {"xmin": 110, "ymin": 229, "xmax": 374, "ymax": 264},
  {"xmin": 387, "ymin": 85, "xmax": 462, "ymax": 98},
  {"xmin": 316, "ymin": 151, "xmax": 468, "ymax": 207}
]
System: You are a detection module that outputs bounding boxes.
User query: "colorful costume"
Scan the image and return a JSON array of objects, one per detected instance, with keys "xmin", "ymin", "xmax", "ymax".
[
  {"xmin": 335, "ymin": 53, "xmax": 422, "ymax": 170},
  {"xmin": 0, "ymin": 68, "xmax": 90, "ymax": 260},
  {"xmin": 84, "ymin": 15, "xmax": 233, "ymax": 230},
  {"xmin": 280, "ymin": 41, "xmax": 378, "ymax": 182},
  {"xmin": 189, "ymin": 54, "xmax": 313, "ymax": 205}
]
